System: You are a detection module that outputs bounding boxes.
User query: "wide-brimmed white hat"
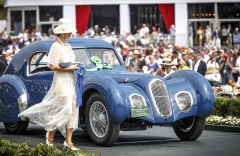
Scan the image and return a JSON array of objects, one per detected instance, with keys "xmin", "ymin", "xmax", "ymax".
[
  {"xmin": 133, "ymin": 50, "xmax": 140, "ymax": 55},
  {"xmin": 161, "ymin": 58, "xmax": 173, "ymax": 66},
  {"xmin": 53, "ymin": 18, "xmax": 77, "ymax": 34},
  {"xmin": 206, "ymin": 66, "xmax": 219, "ymax": 74}
]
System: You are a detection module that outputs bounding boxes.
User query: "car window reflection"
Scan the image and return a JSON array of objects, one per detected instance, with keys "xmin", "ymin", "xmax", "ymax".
[
  {"xmin": 73, "ymin": 49, "xmax": 92, "ymax": 66},
  {"xmin": 87, "ymin": 49, "xmax": 120, "ymax": 66}
]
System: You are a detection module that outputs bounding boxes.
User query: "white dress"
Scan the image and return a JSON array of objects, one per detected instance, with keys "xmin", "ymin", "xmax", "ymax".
[{"xmin": 18, "ymin": 42, "xmax": 78, "ymax": 137}]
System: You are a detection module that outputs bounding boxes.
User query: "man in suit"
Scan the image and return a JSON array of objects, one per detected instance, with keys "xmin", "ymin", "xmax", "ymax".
[
  {"xmin": 227, "ymin": 24, "xmax": 233, "ymax": 47},
  {"xmin": 193, "ymin": 53, "xmax": 207, "ymax": 76},
  {"xmin": 213, "ymin": 27, "xmax": 221, "ymax": 48},
  {"xmin": 129, "ymin": 50, "xmax": 141, "ymax": 72}
]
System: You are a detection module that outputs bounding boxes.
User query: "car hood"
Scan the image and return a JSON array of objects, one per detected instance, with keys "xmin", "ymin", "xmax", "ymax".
[{"xmin": 86, "ymin": 69, "xmax": 153, "ymax": 83}]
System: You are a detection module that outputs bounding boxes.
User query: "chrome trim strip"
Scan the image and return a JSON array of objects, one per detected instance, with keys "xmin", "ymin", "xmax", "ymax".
[{"xmin": 26, "ymin": 51, "xmax": 49, "ymax": 77}]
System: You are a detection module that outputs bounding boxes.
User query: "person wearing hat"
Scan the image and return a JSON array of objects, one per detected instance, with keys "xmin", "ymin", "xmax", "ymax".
[
  {"xmin": 159, "ymin": 58, "xmax": 175, "ymax": 78},
  {"xmin": 215, "ymin": 85, "xmax": 235, "ymax": 99},
  {"xmin": 18, "ymin": 18, "xmax": 80, "ymax": 150},
  {"xmin": 129, "ymin": 50, "xmax": 141, "ymax": 72},
  {"xmin": 205, "ymin": 66, "xmax": 221, "ymax": 82}
]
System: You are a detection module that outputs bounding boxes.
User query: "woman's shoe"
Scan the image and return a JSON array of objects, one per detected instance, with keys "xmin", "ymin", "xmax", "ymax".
[
  {"xmin": 63, "ymin": 141, "xmax": 80, "ymax": 151},
  {"xmin": 45, "ymin": 131, "xmax": 54, "ymax": 146}
]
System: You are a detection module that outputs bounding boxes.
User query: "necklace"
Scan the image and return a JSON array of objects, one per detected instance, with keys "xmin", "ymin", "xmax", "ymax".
[
  {"xmin": 56, "ymin": 37, "xmax": 74, "ymax": 61},
  {"xmin": 57, "ymin": 37, "xmax": 67, "ymax": 46}
]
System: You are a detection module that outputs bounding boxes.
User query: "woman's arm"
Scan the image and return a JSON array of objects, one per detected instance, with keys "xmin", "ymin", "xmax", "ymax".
[{"xmin": 50, "ymin": 64, "xmax": 78, "ymax": 72}]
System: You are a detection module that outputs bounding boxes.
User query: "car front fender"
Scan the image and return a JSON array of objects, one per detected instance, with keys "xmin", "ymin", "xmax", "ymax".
[
  {"xmin": 83, "ymin": 74, "xmax": 128, "ymax": 124},
  {"xmin": 0, "ymin": 74, "xmax": 28, "ymax": 122},
  {"xmin": 165, "ymin": 70, "xmax": 214, "ymax": 119}
]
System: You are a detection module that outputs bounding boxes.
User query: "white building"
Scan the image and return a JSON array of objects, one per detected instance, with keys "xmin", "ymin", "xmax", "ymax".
[{"xmin": 4, "ymin": 0, "xmax": 240, "ymax": 47}]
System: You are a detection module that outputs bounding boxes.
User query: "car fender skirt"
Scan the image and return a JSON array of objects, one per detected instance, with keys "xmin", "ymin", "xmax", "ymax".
[
  {"xmin": 165, "ymin": 70, "xmax": 214, "ymax": 119},
  {"xmin": 0, "ymin": 74, "xmax": 27, "ymax": 122},
  {"xmin": 83, "ymin": 75, "xmax": 128, "ymax": 124}
]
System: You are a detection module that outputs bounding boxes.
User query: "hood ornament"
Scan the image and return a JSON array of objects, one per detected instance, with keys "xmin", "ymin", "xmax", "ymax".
[{"xmin": 124, "ymin": 78, "xmax": 129, "ymax": 83}]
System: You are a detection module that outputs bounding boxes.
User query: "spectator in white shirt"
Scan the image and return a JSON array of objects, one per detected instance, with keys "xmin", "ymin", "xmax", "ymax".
[
  {"xmin": 235, "ymin": 49, "xmax": 240, "ymax": 68},
  {"xmin": 201, "ymin": 49, "xmax": 209, "ymax": 63},
  {"xmin": 139, "ymin": 24, "xmax": 149, "ymax": 38},
  {"xmin": 154, "ymin": 50, "xmax": 162, "ymax": 65},
  {"xmin": 207, "ymin": 57, "xmax": 219, "ymax": 70},
  {"xmin": 35, "ymin": 29, "xmax": 42, "ymax": 40}
]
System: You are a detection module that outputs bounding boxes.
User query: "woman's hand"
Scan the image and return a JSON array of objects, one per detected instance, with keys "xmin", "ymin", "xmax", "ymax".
[
  {"xmin": 69, "ymin": 65, "xmax": 78, "ymax": 71},
  {"xmin": 50, "ymin": 64, "xmax": 78, "ymax": 71}
]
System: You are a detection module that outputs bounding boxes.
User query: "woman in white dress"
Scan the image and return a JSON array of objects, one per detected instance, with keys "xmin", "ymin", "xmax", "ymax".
[{"xmin": 18, "ymin": 18, "xmax": 79, "ymax": 150}]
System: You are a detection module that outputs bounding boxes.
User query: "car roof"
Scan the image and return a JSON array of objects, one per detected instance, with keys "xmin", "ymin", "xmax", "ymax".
[
  {"xmin": 10, "ymin": 38, "xmax": 115, "ymax": 67},
  {"xmin": 19, "ymin": 38, "xmax": 114, "ymax": 54}
]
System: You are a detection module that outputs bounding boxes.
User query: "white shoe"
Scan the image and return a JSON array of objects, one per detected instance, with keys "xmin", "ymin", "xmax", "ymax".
[
  {"xmin": 45, "ymin": 132, "xmax": 54, "ymax": 146},
  {"xmin": 63, "ymin": 141, "xmax": 80, "ymax": 151}
]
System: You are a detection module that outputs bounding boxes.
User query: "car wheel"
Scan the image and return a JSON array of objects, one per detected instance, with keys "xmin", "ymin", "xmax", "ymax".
[
  {"xmin": 173, "ymin": 116, "xmax": 205, "ymax": 141},
  {"xmin": 85, "ymin": 92, "xmax": 120, "ymax": 146},
  {"xmin": 4, "ymin": 121, "xmax": 29, "ymax": 134}
]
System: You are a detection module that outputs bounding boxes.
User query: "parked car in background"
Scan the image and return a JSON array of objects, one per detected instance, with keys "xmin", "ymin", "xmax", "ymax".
[{"xmin": 0, "ymin": 38, "xmax": 214, "ymax": 146}]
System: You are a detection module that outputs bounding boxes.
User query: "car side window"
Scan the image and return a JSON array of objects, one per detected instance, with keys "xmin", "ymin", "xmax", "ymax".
[
  {"xmin": 31, "ymin": 52, "xmax": 48, "ymax": 64},
  {"xmin": 29, "ymin": 52, "xmax": 51, "ymax": 75}
]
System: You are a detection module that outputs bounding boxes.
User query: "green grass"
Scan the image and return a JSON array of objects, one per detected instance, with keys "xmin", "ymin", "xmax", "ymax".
[{"xmin": 0, "ymin": 139, "xmax": 101, "ymax": 156}]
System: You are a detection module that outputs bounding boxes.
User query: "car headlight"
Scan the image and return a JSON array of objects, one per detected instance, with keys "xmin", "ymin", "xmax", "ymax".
[
  {"xmin": 18, "ymin": 93, "xmax": 28, "ymax": 121},
  {"xmin": 129, "ymin": 94, "xmax": 146, "ymax": 107},
  {"xmin": 175, "ymin": 91, "xmax": 192, "ymax": 113}
]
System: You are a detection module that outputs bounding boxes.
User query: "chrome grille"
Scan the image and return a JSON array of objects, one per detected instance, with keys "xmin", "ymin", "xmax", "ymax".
[{"xmin": 150, "ymin": 79, "xmax": 172, "ymax": 117}]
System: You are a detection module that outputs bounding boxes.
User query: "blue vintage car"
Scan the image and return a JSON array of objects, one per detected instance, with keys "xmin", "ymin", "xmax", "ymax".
[{"xmin": 0, "ymin": 38, "xmax": 214, "ymax": 146}]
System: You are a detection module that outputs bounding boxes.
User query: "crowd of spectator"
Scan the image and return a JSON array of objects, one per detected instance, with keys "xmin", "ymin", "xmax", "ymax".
[
  {"xmin": 188, "ymin": 24, "xmax": 240, "ymax": 49},
  {"xmin": 1, "ymin": 23, "xmax": 240, "ymax": 99}
]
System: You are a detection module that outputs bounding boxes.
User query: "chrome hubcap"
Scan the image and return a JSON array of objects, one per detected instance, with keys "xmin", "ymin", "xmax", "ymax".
[
  {"xmin": 89, "ymin": 101, "xmax": 109, "ymax": 138},
  {"xmin": 8, "ymin": 122, "xmax": 18, "ymax": 127},
  {"xmin": 178, "ymin": 116, "xmax": 195, "ymax": 132}
]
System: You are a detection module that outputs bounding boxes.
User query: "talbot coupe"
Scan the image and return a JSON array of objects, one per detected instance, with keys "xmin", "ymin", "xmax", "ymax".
[{"xmin": 0, "ymin": 38, "xmax": 214, "ymax": 146}]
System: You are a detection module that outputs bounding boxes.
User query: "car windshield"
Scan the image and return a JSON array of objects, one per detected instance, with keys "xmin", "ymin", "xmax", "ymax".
[
  {"xmin": 73, "ymin": 49, "xmax": 92, "ymax": 66},
  {"xmin": 87, "ymin": 48, "xmax": 121, "ymax": 66},
  {"xmin": 73, "ymin": 48, "xmax": 121, "ymax": 66}
]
